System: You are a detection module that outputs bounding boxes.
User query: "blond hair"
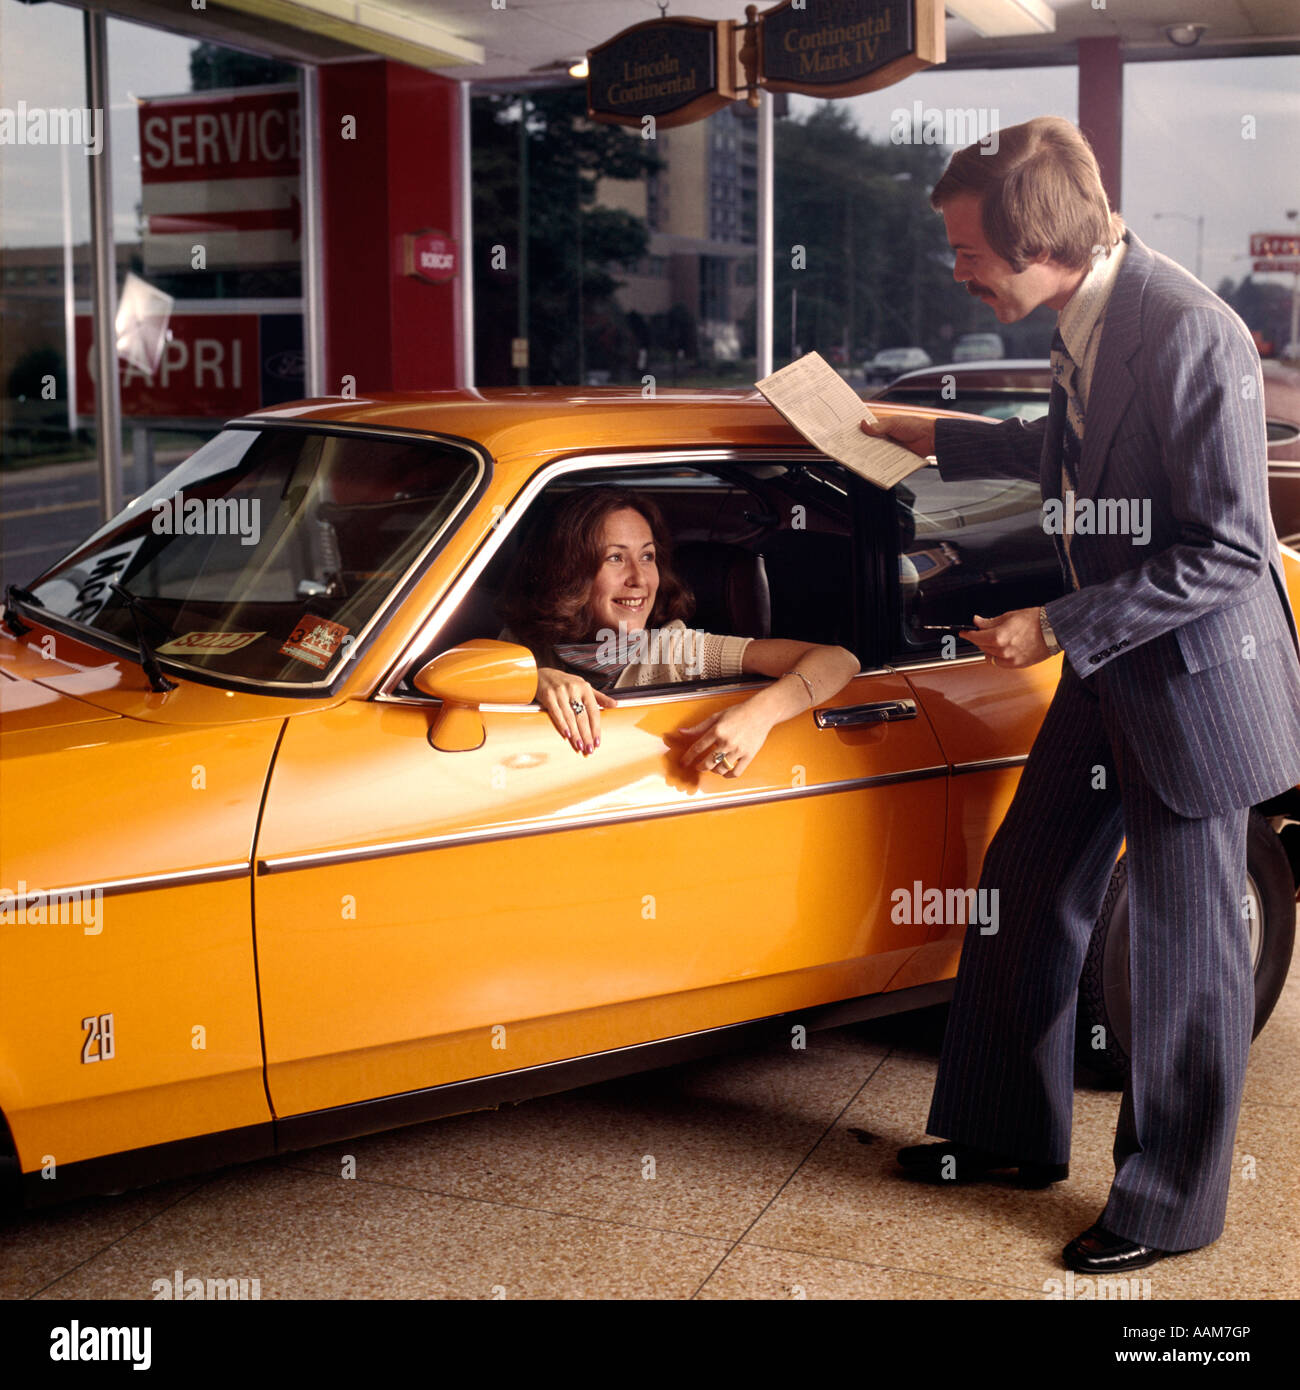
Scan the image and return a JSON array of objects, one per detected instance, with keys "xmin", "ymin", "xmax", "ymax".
[{"xmin": 930, "ymin": 116, "xmax": 1124, "ymax": 272}]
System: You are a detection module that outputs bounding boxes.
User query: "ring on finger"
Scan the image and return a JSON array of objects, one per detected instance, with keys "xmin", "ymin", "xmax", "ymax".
[
  {"xmin": 570, "ymin": 698, "xmax": 585, "ymax": 715},
  {"xmin": 712, "ymin": 750, "xmax": 735, "ymax": 772}
]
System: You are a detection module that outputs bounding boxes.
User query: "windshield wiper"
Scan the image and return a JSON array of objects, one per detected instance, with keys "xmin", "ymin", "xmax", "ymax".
[
  {"xmin": 109, "ymin": 582, "xmax": 178, "ymax": 693},
  {"xmin": 3, "ymin": 584, "xmax": 43, "ymax": 637}
]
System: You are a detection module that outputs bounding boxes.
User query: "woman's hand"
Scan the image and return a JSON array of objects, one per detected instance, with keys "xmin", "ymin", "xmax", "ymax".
[
  {"xmin": 679, "ymin": 699, "xmax": 777, "ymax": 779},
  {"xmin": 676, "ymin": 641, "xmax": 859, "ymax": 778},
  {"xmin": 535, "ymin": 667, "xmax": 615, "ymax": 754}
]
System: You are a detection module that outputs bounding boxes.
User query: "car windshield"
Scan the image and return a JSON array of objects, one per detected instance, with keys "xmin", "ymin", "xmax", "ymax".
[{"xmin": 25, "ymin": 425, "xmax": 481, "ymax": 688}]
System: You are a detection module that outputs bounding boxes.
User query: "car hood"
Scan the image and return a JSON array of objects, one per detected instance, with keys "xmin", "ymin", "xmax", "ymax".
[
  {"xmin": 0, "ymin": 667, "xmax": 121, "ymax": 735},
  {"xmin": 0, "ymin": 623, "xmax": 346, "ymax": 727}
]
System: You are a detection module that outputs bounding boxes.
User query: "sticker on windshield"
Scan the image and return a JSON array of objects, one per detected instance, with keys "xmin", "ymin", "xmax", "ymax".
[
  {"xmin": 57, "ymin": 539, "xmax": 145, "ymax": 624},
  {"xmin": 280, "ymin": 616, "xmax": 350, "ymax": 669},
  {"xmin": 155, "ymin": 630, "xmax": 265, "ymax": 656}
]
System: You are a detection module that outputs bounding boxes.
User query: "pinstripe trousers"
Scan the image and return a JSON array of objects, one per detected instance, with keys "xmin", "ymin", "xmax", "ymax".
[{"xmin": 926, "ymin": 661, "xmax": 1253, "ymax": 1251}]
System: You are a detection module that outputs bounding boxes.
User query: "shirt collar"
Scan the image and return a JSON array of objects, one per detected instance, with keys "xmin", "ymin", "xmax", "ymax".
[{"xmin": 1057, "ymin": 236, "xmax": 1127, "ymax": 362}]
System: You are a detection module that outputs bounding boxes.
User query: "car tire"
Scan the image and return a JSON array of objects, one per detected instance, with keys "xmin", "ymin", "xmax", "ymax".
[{"xmin": 1076, "ymin": 811, "xmax": 1296, "ymax": 1087}]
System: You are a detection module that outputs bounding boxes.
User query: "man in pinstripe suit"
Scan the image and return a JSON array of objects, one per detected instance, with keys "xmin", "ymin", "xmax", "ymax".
[{"xmin": 864, "ymin": 117, "xmax": 1300, "ymax": 1272}]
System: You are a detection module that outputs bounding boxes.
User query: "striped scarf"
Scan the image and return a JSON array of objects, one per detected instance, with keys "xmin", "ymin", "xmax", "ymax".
[{"xmin": 552, "ymin": 640, "xmax": 629, "ymax": 689}]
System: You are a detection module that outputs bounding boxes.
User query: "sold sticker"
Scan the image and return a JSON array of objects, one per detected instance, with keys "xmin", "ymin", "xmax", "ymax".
[
  {"xmin": 279, "ymin": 616, "xmax": 350, "ymax": 669},
  {"xmin": 155, "ymin": 630, "xmax": 264, "ymax": 655}
]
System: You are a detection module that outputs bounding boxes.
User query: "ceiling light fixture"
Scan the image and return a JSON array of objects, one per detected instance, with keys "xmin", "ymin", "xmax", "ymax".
[{"xmin": 1164, "ymin": 23, "xmax": 1207, "ymax": 47}]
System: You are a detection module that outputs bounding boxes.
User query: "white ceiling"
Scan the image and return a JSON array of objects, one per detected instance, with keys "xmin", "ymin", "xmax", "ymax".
[
  {"xmin": 409, "ymin": 0, "xmax": 1300, "ymax": 84},
  {"xmin": 108, "ymin": 0, "xmax": 1300, "ymax": 79}
]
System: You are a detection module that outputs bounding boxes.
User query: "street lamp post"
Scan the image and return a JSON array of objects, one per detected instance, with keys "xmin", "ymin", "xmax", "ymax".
[{"xmin": 1153, "ymin": 210, "xmax": 1204, "ymax": 283}]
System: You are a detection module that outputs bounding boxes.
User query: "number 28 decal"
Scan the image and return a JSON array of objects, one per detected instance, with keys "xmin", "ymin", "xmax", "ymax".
[{"xmin": 81, "ymin": 1013, "xmax": 115, "ymax": 1063}]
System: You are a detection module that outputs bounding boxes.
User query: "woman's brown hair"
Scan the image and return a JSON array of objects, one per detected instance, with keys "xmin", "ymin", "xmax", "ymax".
[
  {"xmin": 929, "ymin": 116, "xmax": 1124, "ymax": 272},
  {"xmin": 499, "ymin": 485, "xmax": 693, "ymax": 650}
]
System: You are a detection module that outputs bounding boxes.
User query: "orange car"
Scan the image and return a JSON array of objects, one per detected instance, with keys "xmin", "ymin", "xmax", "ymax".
[{"xmin": 2, "ymin": 388, "xmax": 1297, "ymax": 1208}]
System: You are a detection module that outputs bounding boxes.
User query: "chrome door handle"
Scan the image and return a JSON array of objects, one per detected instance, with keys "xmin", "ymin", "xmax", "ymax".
[{"xmin": 815, "ymin": 699, "xmax": 917, "ymax": 729}]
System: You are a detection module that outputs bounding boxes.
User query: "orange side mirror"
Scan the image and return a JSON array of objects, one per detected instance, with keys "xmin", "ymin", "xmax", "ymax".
[{"xmin": 411, "ymin": 640, "xmax": 537, "ymax": 752}]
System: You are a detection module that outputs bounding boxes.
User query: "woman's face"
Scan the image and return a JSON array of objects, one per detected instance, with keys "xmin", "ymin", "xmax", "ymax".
[{"xmin": 585, "ymin": 507, "xmax": 659, "ymax": 635}]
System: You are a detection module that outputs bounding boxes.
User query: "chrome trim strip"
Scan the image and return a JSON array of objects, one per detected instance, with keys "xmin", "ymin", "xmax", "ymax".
[
  {"xmin": 376, "ymin": 446, "xmax": 831, "ymax": 699},
  {"xmin": 953, "ymin": 754, "xmax": 1028, "ymax": 776},
  {"xmin": 257, "ymin": 763, "xmax": 949, "ymax": 874},
  {"xmin": 9, "ymin": 862, "xmax": 249, "ymax": 901},
  {"xmin": 892, "ymin": 654, "xmax": 988, "ymax": 674},
  {"xmin": 378, "ymin": 666, "xmax": 892, "ymax": 711}
]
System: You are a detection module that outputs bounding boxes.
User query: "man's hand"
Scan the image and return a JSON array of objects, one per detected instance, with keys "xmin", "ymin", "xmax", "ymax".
[
  {"xmin": 961, "ymin": 609, "xmax": 1052, "ymax": 668},
  {"xmin": 860, "ymin": 412, "xmax": 935, "ymax": 459}
]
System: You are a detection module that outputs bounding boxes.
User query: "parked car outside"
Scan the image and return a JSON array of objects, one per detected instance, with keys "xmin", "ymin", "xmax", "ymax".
[
  {"xmin": 877, "ymin": 358, "xmax": 1300, "ymax": 543},
  {"xmin": 952, "ymin": 332, "xmax": 1005, "ymax": 362},
  {"xmin": 862, "ymin": 346, "xmax": 931, "ymax": 386},
  {"xmin": 3, "ymin": 386, "xmax": 1297, "ymax": 1207}
]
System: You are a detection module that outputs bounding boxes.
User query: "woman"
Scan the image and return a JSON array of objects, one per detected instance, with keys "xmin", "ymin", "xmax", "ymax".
[{"xmin": 500, "ymin": 486, "xmax": 859, "ymax": 777}]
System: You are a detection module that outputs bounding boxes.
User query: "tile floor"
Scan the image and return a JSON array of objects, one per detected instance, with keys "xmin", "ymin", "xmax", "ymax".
[{"xmin": 4, "ymin": 949, "xmax": 1297, "ymax": 1301}]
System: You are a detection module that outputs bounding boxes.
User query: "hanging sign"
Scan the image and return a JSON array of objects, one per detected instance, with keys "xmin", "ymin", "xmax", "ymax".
[
  {"xmin": 587, "ymin": 2, "xmax": 942, "ymax": 126},
  {"xmin": 758, "ymin": 0, "xmax": 943, "ymax": 99},
  {"xmin": 586, "ymin": 18, "xmax": 738, "ymax": 130}
]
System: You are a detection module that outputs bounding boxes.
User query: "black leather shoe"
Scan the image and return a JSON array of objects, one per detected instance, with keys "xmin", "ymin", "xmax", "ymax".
[
  {"xmin": 1063, "ymin": 1223, "xmax": 1169, "ymax": 1273},
  {"xmin": 896, "ymin": 1141, "xmax": 1068, "ymax": 1188}
]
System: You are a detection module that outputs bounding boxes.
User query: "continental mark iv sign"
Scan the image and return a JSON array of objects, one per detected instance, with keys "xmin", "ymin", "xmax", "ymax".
[
  {"xmin": 586, "ymin": 1, "xmax": 942, "ymax": 126},
  {"xmin": 587, "ymin": 18, "xmax": 738, "ymax": 130},
  {"xmin": 760, "ymin": 0, "xmax": 941, "ymax": 98}
]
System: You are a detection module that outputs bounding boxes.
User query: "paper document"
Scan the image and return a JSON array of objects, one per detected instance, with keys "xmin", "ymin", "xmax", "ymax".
[{"xmin": 755, "ymin": 351, "xmax": 927, "ymax": 490}]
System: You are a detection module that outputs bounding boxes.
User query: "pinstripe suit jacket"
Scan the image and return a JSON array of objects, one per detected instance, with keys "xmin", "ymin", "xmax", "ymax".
[{"xmin": 934, "ymin": 230, "xmax": 1300, "ymax": 817}]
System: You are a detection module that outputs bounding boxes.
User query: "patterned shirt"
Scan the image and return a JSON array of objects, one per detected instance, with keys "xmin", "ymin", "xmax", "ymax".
[{"xmin": 1052, "ymin": 236, "xmax": 1128, "ymax": 586}]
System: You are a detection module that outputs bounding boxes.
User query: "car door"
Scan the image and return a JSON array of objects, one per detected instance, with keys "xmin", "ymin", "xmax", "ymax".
[
  {"xmin": 251, "ymin": 453, "xmax": 949, "ymax": 1121},
  {"xmin": 884, "ymin": 464, "xmax": 1065, "ymax": 986}
]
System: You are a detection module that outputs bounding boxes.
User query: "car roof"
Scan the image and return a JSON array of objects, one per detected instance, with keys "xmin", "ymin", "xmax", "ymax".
[
  {"xmin": 238, "ymin": 387, "xmax": 816, "ymax": 466},
  {"xmin": 236, "ymin": 385, "xmax": 977, "ymax": 471}
]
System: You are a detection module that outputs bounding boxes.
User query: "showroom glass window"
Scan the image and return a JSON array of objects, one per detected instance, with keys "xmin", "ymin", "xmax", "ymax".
[
  {"xmin": 469, "ymin": 93, "xmax": 758, "ymax": 390},
  {"xmin": 0, "ymin": 0, "xmax": 96, "ymax": 586},
  {"xmin": 0, "ymin": 5, "xmax": 307, "ymax": 586}
]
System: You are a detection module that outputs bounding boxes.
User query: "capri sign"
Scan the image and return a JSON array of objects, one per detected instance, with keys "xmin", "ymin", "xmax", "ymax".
[{"xmin": 587, "ymin": 0, "xmax": 943, "ymax": 126}]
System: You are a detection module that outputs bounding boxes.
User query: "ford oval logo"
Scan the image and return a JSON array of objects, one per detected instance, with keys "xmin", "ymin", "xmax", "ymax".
[{"xmin": 266, "ymin": 350, "xmax": 305, "ymax": 381}]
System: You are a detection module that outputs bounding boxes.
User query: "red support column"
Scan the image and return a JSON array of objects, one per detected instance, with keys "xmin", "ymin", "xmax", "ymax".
[
  {"xmin": 1078, "ymin": 36, "xmax": 1123, "ymax": 211},
  {"xmin": 317, "ymin": 60, "xmax": 464, "ymax": 393}
]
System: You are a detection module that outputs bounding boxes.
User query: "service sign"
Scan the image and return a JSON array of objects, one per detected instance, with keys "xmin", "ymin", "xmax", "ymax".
[
  {"xmin": 587, "ymin": 18, "xmax": 737, "ymax": 130},
  {"xmin": 759, "ymin": 0, "xmax": 943, "ymax": 99},
  {"xmin": 139, "ymin": 86, "xmax": 302, "ymax": 271}
]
